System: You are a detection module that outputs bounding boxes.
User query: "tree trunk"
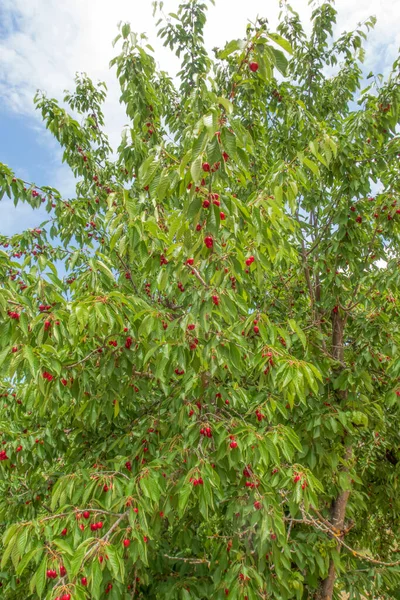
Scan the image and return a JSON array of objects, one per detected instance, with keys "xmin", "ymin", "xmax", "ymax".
[
  {"xmin": 317, "ymin": 446, "xmax": 352, "ymax": 599},
  {"xmin": 317, "ymin": 310, "xmax": 352, "ymax": 599}
]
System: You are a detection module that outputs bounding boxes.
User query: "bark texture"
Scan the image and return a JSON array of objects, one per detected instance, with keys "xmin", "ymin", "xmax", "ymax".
[{"xmin": 317, "ymin": 310, "xmax": 352, "ymax": 599}]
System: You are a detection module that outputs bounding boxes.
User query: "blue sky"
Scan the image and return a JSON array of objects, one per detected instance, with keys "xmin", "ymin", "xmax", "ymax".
[{"xmin": 0, "ymin": 0, "xmax": 399, "ymax": 237}]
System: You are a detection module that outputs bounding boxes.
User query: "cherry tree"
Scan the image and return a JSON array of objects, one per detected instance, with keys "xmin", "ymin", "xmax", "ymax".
[{"xmin": 0, "ymin": 1, "xmax": 400, "ymax": 599}]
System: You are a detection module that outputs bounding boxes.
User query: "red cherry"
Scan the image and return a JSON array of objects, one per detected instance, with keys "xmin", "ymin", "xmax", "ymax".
[
  {"xmin": 230, "ymin": 440, "xmax": 238, "ymax": 449},
  {"xmin": 61, "ymin": 595, "xmax": 71, "ymax": 600},
  {"xmin": 204, "ymin": 236, "xmax": 213, "ymax": 249},
  {"xmin": 123, "ymin": 539, "xmax": 131, "ymax": 547},
  {"xmin": 60, "ymin": 565, "xmax": 67, "ymax": 576},
  {"xmin": 253, "ymin": 326, "xmax": 259, "ymax": 334},
  {"xmin": 83, "ymin": 511, "xmax": 90, "ymax": 519},
  {"xmin": 81, "ymin": 577, "xmax": 88, "ymax": 586},
  {"xmin": 202, "ymin": 162, "xmax": 210, "ymax": 172},
  {"xmin": 220, "ymin": 211, "xmax": 226, "ymax": 220},
  {"xmin": 254, "ymin": 501, "xmax": 261, "ymax": 510},
  {"xmin": 61, "ymin": 528, "xmax": 67, "ymax": 536},
  {"xmin": 186, "ymin": 258, "xmax": 194, "ymax": 265},
  {"xmin": 249, "ymin": 62, "xmax": 259, "ymax": 72}
]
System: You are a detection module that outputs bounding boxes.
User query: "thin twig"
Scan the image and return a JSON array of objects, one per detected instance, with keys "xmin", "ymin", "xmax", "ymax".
[
  {"xmin": 187, "ymin": 265, "xmax": 208, "ymax": 288},
  {"xmin": 163, "ymin": 554, "xmax": 210, "ymax": 567}
]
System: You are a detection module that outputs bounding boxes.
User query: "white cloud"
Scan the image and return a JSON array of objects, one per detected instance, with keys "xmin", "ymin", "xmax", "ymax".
[{"xmin": 0, "ymin": 197, "xmax": 49, "ymax": 234}]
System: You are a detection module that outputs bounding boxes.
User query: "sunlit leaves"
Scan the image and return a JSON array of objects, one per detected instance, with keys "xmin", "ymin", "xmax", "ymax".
[{"xmin": 0, "ymin": 1, "xmax": 400, "ymax": 599}]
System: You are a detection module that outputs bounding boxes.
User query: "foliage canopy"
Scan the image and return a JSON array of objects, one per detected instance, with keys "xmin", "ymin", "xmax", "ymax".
[{"xmin": 0, "ymin": 1, "xmax": 400, "ymax": 599}]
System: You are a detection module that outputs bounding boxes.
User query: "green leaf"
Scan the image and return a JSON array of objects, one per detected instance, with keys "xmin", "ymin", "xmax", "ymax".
[
  {"xmin": 140, "ymin": 475, "xmax": 160, "ymax": 503},
  {"xmin": 24, "ymin": 346, "xmax": 39, "ymax": 378},
  {"xmin": 90, "ymin": 558, "xmax": 103, "ymax": 600},
  {"xmin": 218, "ymin": 39, "xmax": 244, "ymax": 59},
  {"xmin": 302, "ymin": 156, "xmax": 320, "ymax": 177},
  {"xmin": 221, "ymin": 129, "xmax": 236, "ymax": 157},
  {"xmin": 288, "ymin": 319, "xmax": 306, "ymax": 348},
  {"xmin": 0, "ymin": 347, "xmax": 10, "ymax": 369},
  {"xmin": 217, "ymin": 96, "xmax": 234, "ymax": 115},
  {"xmin": 69, "ymin": 542, "xmax": 87, "ymax": 578},
  {"xmin": 106, "ymin": 545, "xmax": 122, "ymax": 581},
  {"xmin": 53, "ymin": 538, "xmax": 74, "ymax": 556},
  {"xmin": 178, "ymin": 485, "xmax": 192, "ymax": 516},
  {"xmin": 266, "ymin": 33, "xmax": 293, "ymax": 55},
  {"xmin": 96, "ymin": 260, "xmax": 115, "ymax": 280},
  {"xmin": 268, "ymin": 46, "xmax": 288, "ymax": 76},
  {"xmin": 191, "ymin": 155, "xmax": 203, "ymax": 182},
  {"xmin": 35, "ymin": 554, "xmax": 47, "ymax": 598}
]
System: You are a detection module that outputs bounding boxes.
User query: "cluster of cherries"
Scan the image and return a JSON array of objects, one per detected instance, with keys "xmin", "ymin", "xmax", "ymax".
[
  {"xmin": 293, "ymin": 472, "xmax": 308, "ymax": 490},
  {"xmin": 8, "ymin": 311, "xmax": 20, "ymax": 320},
  {"xmin": 38, "ymin": 303, "xmax": 52, "ymax": 312},
  {"xmin": 202, "ymin": 192, "xmax": 221, "ymax": 209},
  {"xmin": 204, "ymin": 235, "xmax": 213, "ymax": 249},
  {"xmin": 228, "ymin": 435, "xmax": 238, "ymax": 449},
  {"xmin": 46, "ymin": 569, "xmax": 58, "ymax": 579},
  {"xmin": 190, "ymin": 476, "xmax": 204, "ymax": 486},
  {"xmin": 255, "ymin": 409, "xmax": 265, "ymax": 422},
  {"xmin": 200, "ymin": 426, "xmax": 212, "ymax": 438},
  {"xmin": 144, "ymin": 282, "xmax": 152, "ymax": 298},
  {"xmin": 243, "ymin": 465, "xmax": 260, "ymax": 489},
  {"xmin": 186, "ymin": 323, "xmax": 198, "ymax": 350}
]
